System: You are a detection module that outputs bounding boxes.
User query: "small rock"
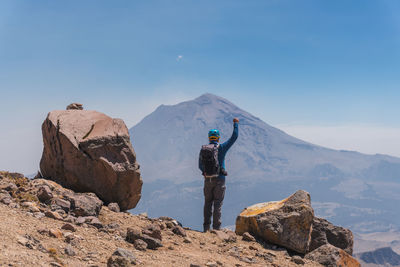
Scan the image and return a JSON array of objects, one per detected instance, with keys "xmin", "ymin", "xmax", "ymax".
[
  {"xmin": 106, "ymin": 223, "xmax": 120, "ymax": 230},
  {"xmin": 159, "ymin": 222, "xmax": 166, "ymax": 230},
  {"xmin": 45, "ymin": 210, "xmax": 63, "ymax": 220},
  {"xmin": 134, "ymin": 239, "xmax": 147, "ymax": 251},
  {"xmin": 211, "ymin": 230, "xmax": 237, "ymax": 243},
  {"xmin": 50, "ymin": 262, "xmax": 62, "ymax": 267},
  {"xmin": 139, "ymin": 212, "xmax": 148, "ymax": 218},
  {"xmin": 190, "ymin": 264, "xmax": 202, "ymax": 267},
  {"xmin": 61, "ymin": 223, "xmax": 76, "ymax": 232},
  {"xmin": 66, "ymin": 103, "xmax": 83, "ymax": 110},
  {"xmin": 37, "ymin": 229, "xmax": 49, "ymax": 235},
  {"xmin": 76, "ymin": 216, "xmax": 86, "ymax": 225},
  {"xmin": 64, "ymin": 215, "xmax": 77, "ymax": 224},
  {"xmin": 65, "ymin": 234, "xmax": 80, "ymax": 246},
  {"xmin": 0, "ymin": 182, "xmax": 18, "ymax": 192},
  {"xmin": 21, "ymin": 201, "xmax": 40, "ymax": 212},
  {"xmin": 64, "ymin": 245, "xmax": 76, "ymax": 256},
  {"xmin": 33, "ymin": 212, "xmax": 45, "ymax": 219},
  {"xmin": 206, "ymin": 262, "xmax": 218, "ymax": 267},
  {"xmin": 239, "ymin": 257, "xmax": 257, "ymax": 264},
  {"xmin": 17, "ymin": 236, "xmax": 30, "ymax": 247},
  {"xmin": 49, "ymin": 228, "xmax": 63, "ymax": 238},
  {"xmin": 172, "ymin": 226, "xmax": 186, "ymax": 237},
  {"xmin": 242, "ymin": 232, "xmax": 256, "ymax": 242},
  {"xmin": 107, "ymin": 248, "xmax": 136, "ymax": 266},
  {"xmin": 249, "ymin": 245, "xmax": 258, "ymax": 251},
  {"xmin": 291, "ymin": 255, "xmax": 305, "ymax": 265},
  {"xmin": 0, "ymin": 192, "xmax": 12, "ymax": 205},
  {"xmin": 143, "ymin": 224, "xmax": 162, "ymax": 240},
  {"xmin": 183, "ymin": 237, "xmax": 192, "ymax": 243},
  {"xmin": 37, "ymin": 185, "xmax": 53, "ymax": 202},
  {"xmin": 64, "ymin": 192, "xmax": 103, "ymax": 217},
  {"xmin": 52, "ymin": 198, "xmax": 71, "ymax": 212},
  {"xmin": 126, "ymin": 228, "xmax": 162, "ymax": 250},
  {"xmin": 17, "ymin": 234, "xmax": 44, "ymax": 251},
  {"xmin": 87, "ymin": 216, "xmax": 103, "ymax": 229},
  {"xmin": 108, "ymin": 202, "xmax": 120, "ymax": 212},
  {"xmin": 165, "ymin": 221, "xmax": 175, "ymax": 229}
]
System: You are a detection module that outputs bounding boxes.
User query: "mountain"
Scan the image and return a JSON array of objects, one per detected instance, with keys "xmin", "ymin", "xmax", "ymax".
[
  {"xmin": 356, "ymin": 247, "xmax": 400, "ymax": 266},
  {"xmin": 129, "ymin": 93, "xmax": 400, "ymax": 232}
]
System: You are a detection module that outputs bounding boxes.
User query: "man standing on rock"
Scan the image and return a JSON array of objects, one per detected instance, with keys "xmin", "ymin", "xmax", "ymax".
[{"xmin": 199, "ymin": 118, "xmax": 239, "ymax": 232}]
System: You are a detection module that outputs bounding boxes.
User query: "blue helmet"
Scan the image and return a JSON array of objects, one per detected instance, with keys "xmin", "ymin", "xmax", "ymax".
[{"xmin": 208, "ymin": 129, "xmax": 220, "ymax": 141}]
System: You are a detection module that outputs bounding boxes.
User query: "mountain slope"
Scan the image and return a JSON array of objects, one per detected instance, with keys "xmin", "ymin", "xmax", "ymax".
[
  {"xmin": 129, "ymin": 93, "xmax": 400, "ymax": 232},
  {"xmin": 357, "ymin": 247, "xmax": 400, "ymax": 266}
]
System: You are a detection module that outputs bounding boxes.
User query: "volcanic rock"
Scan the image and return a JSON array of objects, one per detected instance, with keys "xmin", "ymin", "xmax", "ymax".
[
  {"xmin": 108, "ymin": 202, "xmax": 120, "ymax": 212},
  {"xmin": 211, "ymin": 229, "xmax": 237, "ymax": 243},
  {"xmin": 39, "ymin": 109, "xmax": 142, "ymax": 210},
  {"xmin": 66, "ymin": 103, "xmax": 83, "ymax": 110},
  {"xmin": 37, "ymin": 185, "xmax": 53, "ymax": 202},
  {"xmin": 45, "ymin": 210, "xmax": 63, "ymax": 220},
  {"xmin": 126, "ymin": 227, "xmax": 162, "ymax": 250},
  {"xmin": 107, "ymin": 248, "xmax": 136, "ymax": 267},
  {"xmin": 172, "ymin": 225, "xmax": 187, "ymax": 237},
  {"xmin": 63, "ymin": 192, "xmax": 102, "ymax": 217},
  {"xmin": 305, "ymin": 244, "xmax": 360, "ymax": 267},
  {"xmin": 309, "ymin": 216, "xmax": 354, "ymax": 255},
  {"xmin": 242, "ymin": 232, "xmax": 256, "ymax": 242},
  {"xmin": 51, "ymin": 198, "xmax": 71, "ymax": 212},
  {"xmin": 235, "ymin": 190, "xmax": 314, "ymax": 253},
  {"xmin": 134, "ymin": 239, "xmax": 148, "ymax": 251},
  {"xmin": 61, "ymin": 223, "xmax": 76, "ymax": 232}
]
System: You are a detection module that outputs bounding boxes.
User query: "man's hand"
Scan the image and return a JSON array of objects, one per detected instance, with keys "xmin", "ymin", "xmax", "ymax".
[{"xmin": 233, "ymin": 118, "xmax": 239, "ymax": 123}]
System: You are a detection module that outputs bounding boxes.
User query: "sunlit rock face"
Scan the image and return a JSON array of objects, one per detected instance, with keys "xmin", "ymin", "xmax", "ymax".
[
  {"xmin": 235, "ymin": 190, "xmax": 314, "ymax": 253},
  {"xmin": 40, "ymin": 108, "xmax": 142, "ymax": 210}
]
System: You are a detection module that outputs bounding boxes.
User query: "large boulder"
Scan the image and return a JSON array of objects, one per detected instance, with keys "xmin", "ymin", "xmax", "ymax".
[
  {"xmin": 40, "ymin": 109, "xmax": 142, "ymax": 210},
  {"xmin": 309, "ymin": 217, "xmax": 354, "ymax": 255},
  {"xmin": 235, "ymin": 190, "xmax": 314, "ymax": 253},
  {"xmin": 305, "ymin": 244, "xmax": 360, "ymax": 267}
]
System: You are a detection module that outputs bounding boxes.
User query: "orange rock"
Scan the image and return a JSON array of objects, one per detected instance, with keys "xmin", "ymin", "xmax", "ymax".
[
  {"xmin": 49, "ymin": 229, "xmax": 63, "ymax": 238},
  {"xmin": 235, "ymin": 190, "xmax": 314, "ymax": 254}
]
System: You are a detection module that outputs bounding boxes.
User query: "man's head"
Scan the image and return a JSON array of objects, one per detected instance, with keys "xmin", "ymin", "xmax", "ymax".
[{"xmin": 208, "ymin": 129, "xmax": 220, "ymax": 143}]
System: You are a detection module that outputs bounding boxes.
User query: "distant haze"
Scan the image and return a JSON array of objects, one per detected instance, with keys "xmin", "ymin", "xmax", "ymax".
[{"xmin": 278, "ymin": 124, "xmax": 400, "ymax": 158}]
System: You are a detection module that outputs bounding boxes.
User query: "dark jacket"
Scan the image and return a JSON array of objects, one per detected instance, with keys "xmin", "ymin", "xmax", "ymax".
[{"xmin": 199, "ymin": 122, "xmax": 239, "ymax": 180}]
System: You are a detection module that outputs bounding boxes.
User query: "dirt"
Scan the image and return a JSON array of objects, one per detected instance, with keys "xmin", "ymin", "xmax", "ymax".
[{"xmin": 0, "ymin": 172, "xmax": 322, "ymax": 267}]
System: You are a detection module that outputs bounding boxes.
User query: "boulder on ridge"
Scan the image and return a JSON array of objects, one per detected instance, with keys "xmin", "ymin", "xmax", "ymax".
[
  {"xmin": 235, "ymin": 190, "xmax": 314, "ymax": 254},
  {"xmin": 309, "ymin": 216, "xmax": 354, "ymax": 255},
  {"xmin": 39, "ymin": 109, "xmax": 142, "ymax": 210},
  {"xmin": 305, "ymin": 244, "xmax": 360, "ymax": 267}
]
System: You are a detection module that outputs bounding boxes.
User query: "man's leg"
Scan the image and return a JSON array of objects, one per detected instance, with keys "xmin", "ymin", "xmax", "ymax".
[
  {"xmin": 203, "ymin": 179, "xmax": 214, "ymax": 232},
  {"xmin": 212, "ymin": 179, "xmax": 226, "ymax": 230}
]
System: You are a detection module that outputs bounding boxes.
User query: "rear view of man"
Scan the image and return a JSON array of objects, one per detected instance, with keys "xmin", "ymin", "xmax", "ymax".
[{"xmin": 199, "ymin": 118, "xmax": 239, "ymax": 232}]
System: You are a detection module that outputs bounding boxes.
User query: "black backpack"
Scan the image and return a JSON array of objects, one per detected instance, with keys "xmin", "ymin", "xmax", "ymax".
[{"xmin": 200, "ymin": 144, "xmax": 220, "ymax": 178}]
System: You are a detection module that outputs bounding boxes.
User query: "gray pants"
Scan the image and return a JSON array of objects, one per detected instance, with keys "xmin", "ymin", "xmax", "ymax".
[{"xmin": 203, "ymin": 178, "xmax": 226, "ymax": 231}]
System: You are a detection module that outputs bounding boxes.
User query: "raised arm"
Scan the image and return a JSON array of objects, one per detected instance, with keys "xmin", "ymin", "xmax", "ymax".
[{"xmin": 220, "ymin": 118, "xmax": 239, "ymax": 153}]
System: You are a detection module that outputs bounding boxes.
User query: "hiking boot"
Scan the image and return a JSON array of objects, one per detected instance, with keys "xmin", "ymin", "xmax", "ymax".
[{"xmin": 203, "ymin": 225, "xmax": 210, "ymax": 233}]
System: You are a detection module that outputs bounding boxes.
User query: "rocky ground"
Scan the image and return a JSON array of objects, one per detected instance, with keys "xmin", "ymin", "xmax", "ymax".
[{"xmin": 0, "ymin": 171, "xmax": 323, "ymax": 267}]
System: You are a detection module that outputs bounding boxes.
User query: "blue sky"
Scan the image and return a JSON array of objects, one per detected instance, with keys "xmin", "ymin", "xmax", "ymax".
[{"xmin": 1, "ymin": 0, "xmax": 400, "ymax": 173}]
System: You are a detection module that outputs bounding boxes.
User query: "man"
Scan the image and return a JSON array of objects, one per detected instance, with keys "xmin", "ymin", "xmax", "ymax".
[{"xmin": 199, "ymin": 118, "xmax": 239, "ymax": 232}]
